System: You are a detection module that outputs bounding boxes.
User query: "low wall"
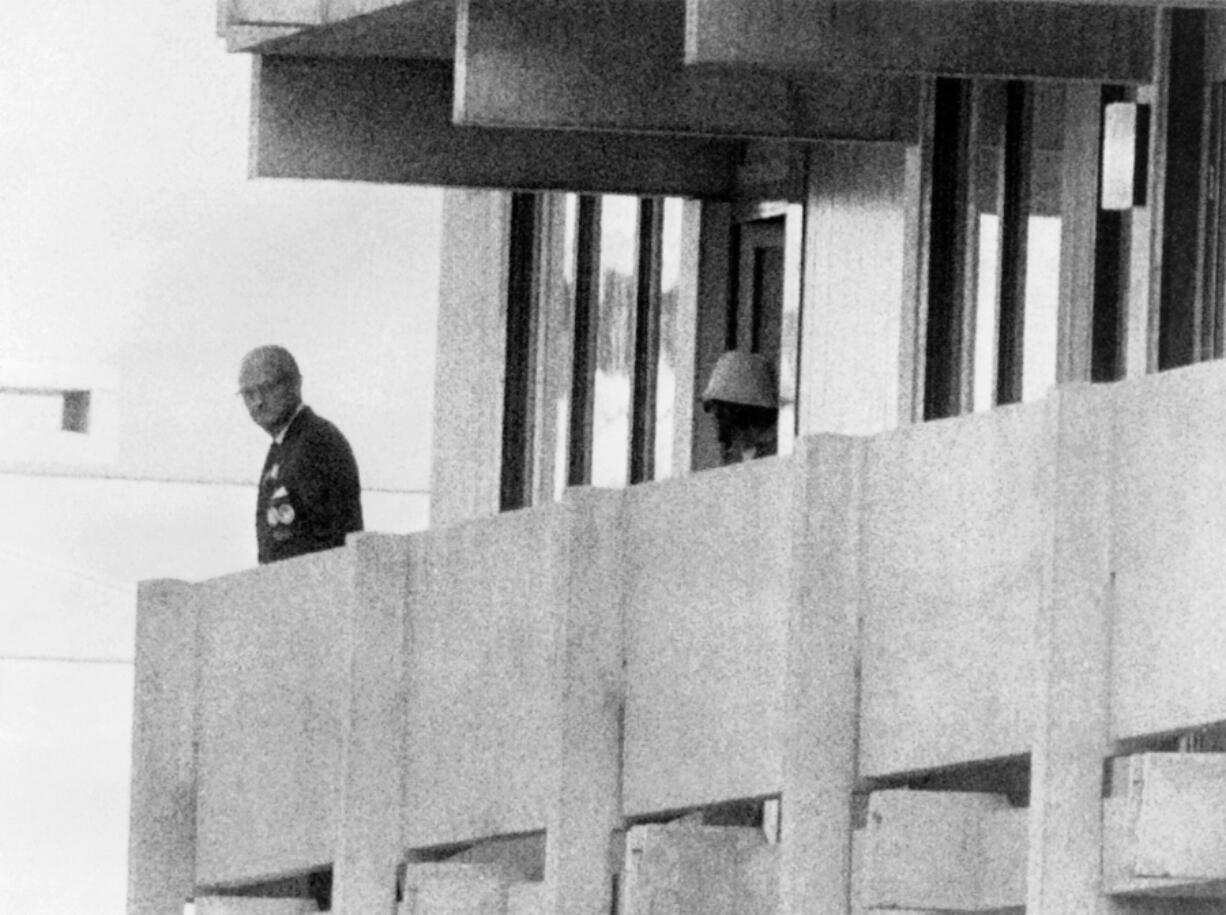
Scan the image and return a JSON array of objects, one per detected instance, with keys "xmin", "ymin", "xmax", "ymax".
[
  {"xmin": 1113, "ymin": 361, "xmax": 1226, "ymax": 738},
  {"xmin": 859, "ymin": 402, "xmax": 1046, "ymax": 776},
  {"xmin": 194, "ymin": 547, "xmax": 355, "ymax": 885},
  {"xmin": 621, "ymin": 457, "xmax": 792, "ymax": 815},
  {"xmin": 402, "ymin": 508, "xmax": 564, "ymax": 848},
  {"xmin": 132, "ymin": 361, "xmax": 1226, "ymax": 915}
]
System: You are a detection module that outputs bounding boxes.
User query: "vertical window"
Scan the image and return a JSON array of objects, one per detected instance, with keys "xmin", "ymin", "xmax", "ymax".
[
  {"xmin": 589, "ymin": 195, "xmax": 638, "ymax": 488},
  {"xmin": 1159, "ymin": 9, "xmax": 1205, "ymax": 370},
  {"xmin": 1092, "ymin": 86, "xmax": 1142, "ymax": 382},
  {"xmin": 1204, "ymin": 82, "xmax": 1226, "ymax": 361},
  {"xmin": 925, "ymin": 78, "xmax": 1064, "ymax": 417},
  {"xmin": 924, "ymin": 78, "xmax": 972, "ymax": 420},
  {"xmin": 654, "ymin": 198, "xmax": 684, "ymax": 480},
  {"xmin": 62, "ymin": 391, "xmax": 91, "ymax": 433},
  {"xmin": 502, "ymin": 191, "xmax": 688, "ymax": 509}
]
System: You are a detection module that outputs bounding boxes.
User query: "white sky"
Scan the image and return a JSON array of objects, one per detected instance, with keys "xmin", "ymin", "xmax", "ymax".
[{"xmin": 0, "ymin": 0, "xmax": 443, "ymax": 491}]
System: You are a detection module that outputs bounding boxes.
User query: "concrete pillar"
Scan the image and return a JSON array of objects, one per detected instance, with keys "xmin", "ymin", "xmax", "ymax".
[
  {"xmin": 332, "ymin": 534, "xmax": 410, "ymax": 915},
  {"xmin": 780, "ymin": 435, "xmax": 863, "ymax": 915},
  {"xmin": 1027, "ymin": 385, "xmax": 1118, "ymax": 915},
  {"xmin": 543, "ymin": 489, "xmax": 625, "ymax": 915},
  {"xmin": 128, "ymin": 578, "xmax": 199, "ymax": 915}
]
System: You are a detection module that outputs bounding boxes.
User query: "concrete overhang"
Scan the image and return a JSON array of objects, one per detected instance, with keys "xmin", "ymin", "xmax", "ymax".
[
  {"xmin": 222, "ymin": 0, "xmax": 1156, "ymax": 83},
  {"xmin": 225, "ymin": 0, "xmax": 1157, "ymax": 190},
  {"xmin": 251, "ymin": 56, "xmax": 743, "ymax": 196},
  {"xmin": 685, "ymin": 0, "xmax": 1156, "ymax": 83}
]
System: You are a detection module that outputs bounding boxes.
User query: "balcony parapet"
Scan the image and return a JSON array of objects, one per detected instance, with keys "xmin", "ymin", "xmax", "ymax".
[{"xmin": 131, "ymin": 362, "xmax": 1226, "ymax": 915}]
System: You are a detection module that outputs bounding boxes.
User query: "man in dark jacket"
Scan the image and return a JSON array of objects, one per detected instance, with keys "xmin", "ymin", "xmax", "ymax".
[{"xmin": 238, "ymin": 345, "xmax": 363, "ymax": 564}]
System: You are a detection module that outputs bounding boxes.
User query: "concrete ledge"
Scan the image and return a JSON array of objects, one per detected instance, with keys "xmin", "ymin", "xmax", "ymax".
[
  {"xmin": 620, "ymin": 821, "xmax": 778, "ymax": 915},
  {"xmin": 194, "ymin": 898, "xmax": 318, "ymax": 914},
  {"xmin": 506, "ymin": 881, "xmax": 544, "ymax": 915},
  {"xmin": 861, "ymin": 790, "xmax": 1026, "ymax": 911},
  {"xmin": 1104, "ymin": 753, "xmax": 1226, "ymax": 898},
  {"xmin": 400, "ymin": 862, "xmax": 524, "ymax": 915}
]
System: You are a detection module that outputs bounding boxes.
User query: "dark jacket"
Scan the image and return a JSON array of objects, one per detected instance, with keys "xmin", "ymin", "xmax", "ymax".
[{"xmin": 256, "ymin": 406, "xmax": 363, "ymax": 564}]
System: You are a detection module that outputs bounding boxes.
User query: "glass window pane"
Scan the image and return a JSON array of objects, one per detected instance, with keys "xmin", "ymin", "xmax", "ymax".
[
  {"xmin": 973, "ymin": 214, "xmax": 1000, "ymax": 413},
  {"xmin": 549, "ymin": 194, "xmax": 579, "ymax": 501},
  {"xmin": 590, "ymin": 195, "xmax": 638, "ymax": 488},
  {"xmin": 653, "ymin": 198, "xmax": 683, "ymax": 480},
  {"xmin": 1022, "ymin": 215, "xmax": 1061, "ymax": 402},
  {"xmin": 969, "ymin": 80, "xmax": 1063, "ymax": 411},
  {"xmin": 777, "ymin": 204, "xmax": 803, "ymax": 455}
]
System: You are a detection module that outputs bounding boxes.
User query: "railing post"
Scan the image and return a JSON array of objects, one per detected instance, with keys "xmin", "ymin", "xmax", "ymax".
[
  {"xmin": 128, "ymin": 578, "xmax": 199, "ymax": 915},
  {"xmin": 1027, "ymin": 384, "xmax": 1119, "ymax": 915},
  {"xmin": 332, "ymin": 534, "xmax": 409, "ymax": 915},
  {"xmin": 780, "ymin": 435, "xmax": 863, "ymax": 915},
  {"xmin": 544, "ymin": 490, "xmax": 626, "ymax": 915}
]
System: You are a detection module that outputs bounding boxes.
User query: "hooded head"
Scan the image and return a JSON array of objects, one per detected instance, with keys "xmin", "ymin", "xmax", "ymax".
[{"xmin": 701, "ymin": 350, "xmax": 778, "ymax": 410}]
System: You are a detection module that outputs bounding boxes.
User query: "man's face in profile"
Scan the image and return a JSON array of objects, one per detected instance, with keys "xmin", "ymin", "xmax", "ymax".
[{"xmin": 238, "ymin": 354, "xmax": 299, "ymax": 435}]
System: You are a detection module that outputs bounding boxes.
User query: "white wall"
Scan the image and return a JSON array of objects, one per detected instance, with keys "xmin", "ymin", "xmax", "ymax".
[{"xmin": 800, "ymin": 142, "xmax": 913, "ymax": 436}]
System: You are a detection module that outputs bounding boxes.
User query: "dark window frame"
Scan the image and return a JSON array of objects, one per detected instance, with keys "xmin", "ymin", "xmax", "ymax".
[
  {"xmin": 502, "ymin": 192, "xmax": 679, "ymax": 509},
  {"xmin": 499, "ymin": 192, "xmax": 540, "ymax": 512}
]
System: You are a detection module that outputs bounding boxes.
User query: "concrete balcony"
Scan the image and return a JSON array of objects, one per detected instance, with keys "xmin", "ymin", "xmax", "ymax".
[{"xmin": 130, "ymin": 360, "xmax": 1226, "ymax": 915}]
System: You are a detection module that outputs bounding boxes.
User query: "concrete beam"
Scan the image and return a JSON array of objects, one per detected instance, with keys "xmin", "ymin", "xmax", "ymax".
[
  {"xmin": 456, "ymin": 0, "xmax": 920, "ymax": 143},
  {"xmin": 223, "ymin": 0, "xmax": 413, "ymax": 28},
  {"xmin": 252, "ymin": 56, "xmax": 739, "ymax": 196},
  {"xmin": 686, "ymin": 0, "xmax": 1155, "ymax": 83},
  {"xmin": 226, "ymin": 0, "xmax": 325, "ymax": 27},
  {"xmin": 232, "ymin": 0, "xmax": 456, "ymax": 59}
]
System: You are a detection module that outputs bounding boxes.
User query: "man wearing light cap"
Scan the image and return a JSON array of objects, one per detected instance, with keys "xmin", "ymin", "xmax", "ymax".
[
  {"xmin": 701, "ymin": 350, "xmax": 780, "ymax": 465},
  {"xmin": 238, "ymin": 345, "xmax": 363, "ymax": 564}
]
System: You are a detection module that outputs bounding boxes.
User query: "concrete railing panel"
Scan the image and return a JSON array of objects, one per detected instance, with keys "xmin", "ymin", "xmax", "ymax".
[
  {"xmin": 402, "ymin": 508, "xmax": 564, "ymax": 847},
  {"xmin": 1112, "ymin": 361, "xmax": 1226, "ymax": 738},
  {"xmin": 195, "ymin": 548, "xmax": 354, "ymax": 885},
  {"xmin": 621, "ymin": 457, "xmax": 792, "ymax": 815},
  {"xmin": 858, "ymin": 403, "xmax": 1046, "ymax": 777}
]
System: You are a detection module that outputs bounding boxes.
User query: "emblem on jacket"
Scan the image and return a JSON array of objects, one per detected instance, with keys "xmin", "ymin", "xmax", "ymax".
[{"xmin": 266, "ymin": 485, "xmax": 295, "ymax": 540}]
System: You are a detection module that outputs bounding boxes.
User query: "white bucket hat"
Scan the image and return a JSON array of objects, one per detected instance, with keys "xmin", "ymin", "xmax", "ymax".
[{"xmin": 701, "ymin": 350, "xmax": 778, "ymax": 409}]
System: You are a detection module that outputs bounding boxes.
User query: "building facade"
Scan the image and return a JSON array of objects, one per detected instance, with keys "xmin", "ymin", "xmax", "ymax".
[{"xmin": 128, "ymin": 2, "xmax": 1226, "ymax": 914}]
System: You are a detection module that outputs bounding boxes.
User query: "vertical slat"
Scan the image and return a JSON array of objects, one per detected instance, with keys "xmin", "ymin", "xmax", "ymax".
[
  {"xmin": 567, "ymin": 197, "xmax": 601, "ymax": 488},
  {"xmin": 544, "ymin": 489, "xmax": 625, "ymax": 915},
  {"xmin": 127, "ymin": 580, "xmax": 198, "ymax": 915},
  {"xmin": 630, "ymin": 199, "xmax": 663, "ymax": 485},
  {"xmin": 1026, "ymin": 385, "xmax": 1117, "ymax": 915},
  {"xmin": 995, "ymin": 81, "xmax": 1034, "ymax": 406},
  {"xmin": 332, "ymin": 535, "xmax": 408, "ymax": 915},
  {"xmin": 500, "ymin": 194, "xmax": 540, "ymax": 513},
  {"xmin": 780, "ymin": 435, "xmax": 862, "ymax": 915}
]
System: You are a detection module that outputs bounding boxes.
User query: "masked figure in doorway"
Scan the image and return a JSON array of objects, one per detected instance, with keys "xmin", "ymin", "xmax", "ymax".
[{"xmin": 701, "ymin": 350, "xmax": 779, "ymax": 465}]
